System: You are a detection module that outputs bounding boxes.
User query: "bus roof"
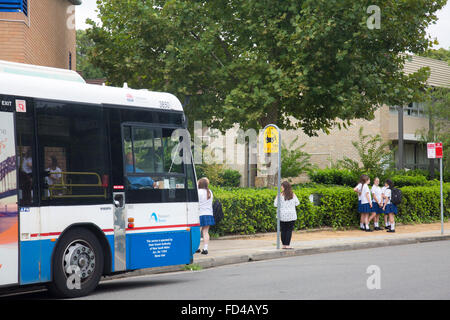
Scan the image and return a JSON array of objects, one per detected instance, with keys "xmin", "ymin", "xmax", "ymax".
[{"xmin": 0, "ymin": 60, "xmax": 184, "ymax": 112}]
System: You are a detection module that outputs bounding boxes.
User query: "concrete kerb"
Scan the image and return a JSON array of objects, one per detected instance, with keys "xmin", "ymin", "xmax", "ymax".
[{"xmin": 102, "ymin": 233, "xmax": 450, "ymax": 283}]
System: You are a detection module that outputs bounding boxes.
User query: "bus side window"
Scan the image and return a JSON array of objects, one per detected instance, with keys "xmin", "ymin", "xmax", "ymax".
[
  {"xmin": 36, "ymin": 101, "xmax": 111, "ymax": 205},
  {"xmin": 123, "ymin": 125, "xmax": 188, "ymax": 203}
]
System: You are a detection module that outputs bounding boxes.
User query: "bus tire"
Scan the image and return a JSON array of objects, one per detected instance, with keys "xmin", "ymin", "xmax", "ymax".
[{"xmin": 48, "ymin": 227, "xmax": 104, "ymax": 298}]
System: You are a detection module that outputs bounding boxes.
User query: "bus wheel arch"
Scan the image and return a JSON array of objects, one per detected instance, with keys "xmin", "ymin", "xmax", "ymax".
[{"xmin": 48, "ymin": 224, "xmax": 111, "ymax": 298}]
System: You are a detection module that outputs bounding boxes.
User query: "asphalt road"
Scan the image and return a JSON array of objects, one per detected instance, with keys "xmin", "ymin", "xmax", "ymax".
[{"xmin": 5, "ymin": 240, "xmax": 450, "ymax": 300}]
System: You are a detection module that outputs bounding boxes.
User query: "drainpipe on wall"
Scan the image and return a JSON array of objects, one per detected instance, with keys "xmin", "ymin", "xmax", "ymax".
[{"xmin": 397, "ymin": 105, "xmax": 404, "ymax": 170}]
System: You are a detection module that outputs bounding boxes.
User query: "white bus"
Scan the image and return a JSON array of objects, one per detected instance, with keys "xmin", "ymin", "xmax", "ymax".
[{"xmin": 0, "ymin": 60, "xmax": 201, "ymax": 298}]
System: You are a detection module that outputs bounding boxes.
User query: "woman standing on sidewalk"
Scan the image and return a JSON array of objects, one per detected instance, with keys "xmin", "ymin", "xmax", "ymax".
[
  {"xmin": 198, "ymin": 177, "xmax": 215, "ymax": 254},
  {"xmin": 274, "ymin": 181, "xmax": 300, "ymax": 249}
]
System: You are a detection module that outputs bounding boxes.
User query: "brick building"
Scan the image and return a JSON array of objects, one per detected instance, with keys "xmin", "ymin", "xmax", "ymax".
[{"xmin": 0, "ymin": 0, "xmax": 81, "ymax": 70}]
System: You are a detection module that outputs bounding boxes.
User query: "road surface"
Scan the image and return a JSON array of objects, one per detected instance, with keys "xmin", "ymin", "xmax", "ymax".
[{"xmin": 3, "ymin": 240, "xmax": 450, "ymax": 300}]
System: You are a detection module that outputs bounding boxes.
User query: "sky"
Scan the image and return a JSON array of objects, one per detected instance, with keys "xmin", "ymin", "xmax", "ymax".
[{"xmin": 76, "ymin": 1, "xmax": 450, "ymax": 50}]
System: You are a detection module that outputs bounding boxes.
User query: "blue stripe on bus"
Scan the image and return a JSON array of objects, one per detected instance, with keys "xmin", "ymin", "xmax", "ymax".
[
  {"xmin": 106, "ymin": 234, "xmax": 115, "ymax": 273},
  {"xmin": 190, "ymin": 226, "xmax": 201, "ymax": 255},
  {"xmin": 19, "ymin": 228, "xmax": 198, "ymax": 285},
  {"xmin": 20, "ymin": 240, "xmax": 55, "ymax": 285},
  {"xmin": 126, "ymin": 230, "xmax": 192, "ymax": 270}
]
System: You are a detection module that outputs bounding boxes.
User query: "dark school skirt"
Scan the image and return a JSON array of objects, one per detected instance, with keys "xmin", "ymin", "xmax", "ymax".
[
  {"xmin": 372, "ymin": 201, "xmax": 383, "ymax": 214},
  {"xmin": 384, "ymin": 203, "xmax": 398, "ymax": 215},
  {"xmin": 200, "ymin": 215, "xmax": 216, "ymax": 226},
  {"xmin": 359, "ymin": 202, "xmax": 372, "ymax": 213}
]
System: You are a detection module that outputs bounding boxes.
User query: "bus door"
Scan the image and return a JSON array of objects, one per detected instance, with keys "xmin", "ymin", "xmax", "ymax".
[
  {"xmin": 0, "ymin": 107, "xmax": 19, "ymax": 287},
  {"xmin": 113, "ymin": 191, "xmax": 126, "ymax": 272}
]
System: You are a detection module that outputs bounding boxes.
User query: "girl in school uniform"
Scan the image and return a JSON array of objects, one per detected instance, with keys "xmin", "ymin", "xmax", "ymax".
[
  {"xmin": 198, "ymin": 177, "xmax": 215, "ymax": 254},
  {"xmin": 382, "ymin": 179, "xmax": 398, "ymax": 233},
  {"xmin": 274, "ymin": 181, "xmax": 300, "ymax": 249},
  {"xmin": 359, "ymin": 175, "xmax": 373, "ymax": 232},
  {"xmin": 381, "ymin": 183, "xmax": 390, "ymax": 229},
  {"xmin": 354, "ymin": 175, "xmax": 365, "ymax": 231},
  {"xmin": 370, "ymin": 177, "xmax": 383, "ymax": 231}
]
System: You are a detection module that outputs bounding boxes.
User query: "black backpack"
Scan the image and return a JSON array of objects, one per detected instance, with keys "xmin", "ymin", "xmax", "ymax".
[
  {"xmin": 213, "ymin": 200, "xmax": 224, "ymax": 224},
  {"xmin": 391, "ymin": 188, "xmax": 402, "ymax": 206}
]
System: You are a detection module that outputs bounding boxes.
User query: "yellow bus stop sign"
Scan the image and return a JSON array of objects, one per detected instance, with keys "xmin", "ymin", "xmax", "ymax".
[{"xmin": 264, "ymin": 126, "xmax": 279, "ymax": 153}]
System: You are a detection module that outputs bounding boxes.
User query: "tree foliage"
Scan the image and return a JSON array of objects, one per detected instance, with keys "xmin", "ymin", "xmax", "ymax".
[
  {"xmin": 76, "ymin": 30, "xmax": 106, "ymax": 79},
  {"xmin": 281, "ymin": 137, "xmax": 314, "ymax": 180},
  {"xmin": 87, "ymin": 0, "xmax": 445, "ymax": 135},
  {"xmin": 417, "ymin": 87, "xmax": 450, "ymax": 170},
  {"xmin": 421, "ymin": 47, "xmax": 450, "ymax": 65}
]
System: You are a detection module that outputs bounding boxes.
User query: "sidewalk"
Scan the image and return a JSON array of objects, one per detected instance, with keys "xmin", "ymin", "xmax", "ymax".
[{"xmin": 107, "ymin": 222, "xmax": 450, "ymax": 280}]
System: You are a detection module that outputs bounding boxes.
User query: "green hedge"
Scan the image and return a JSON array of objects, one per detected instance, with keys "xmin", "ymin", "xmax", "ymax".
[
  {"xmin": 309, "ymin": 168, "xmax": 445, "ymax": 187},
  {"xmin": 390, "ymin": 175, "xmax": 439, "ymax": 187},
  {"xmin": 308, "ymin": 169, "xmax": 359, "ymax": 186},
  {"xmin": 210, "ymin": 185, "xmax": 450, "ymax": 236}
]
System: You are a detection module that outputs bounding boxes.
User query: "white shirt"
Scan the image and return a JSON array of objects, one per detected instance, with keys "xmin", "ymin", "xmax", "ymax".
[
  {"xmin": 20, "ymin": 156, "xmax": 33, "ymax": 174},
  {"xmin": 198, "ymin": 189, "xmax": 213, "ymax": 216},
  {"xmin": 355, "ymin": 183, "xmax": 362, "ymax": 201},
  {"xmin": 384, "ymin": 188, "xmax": 391, "ymax": 205},
  {"xmin": 360, "ymin": 184, "xmax": 372, "ymax": 204},
  {"xmin": 371, "ymin": 185, "xmax": 382, "ymax": 203},
  {"xmin": 274, "ymin": 194, "xmax": 300, "ymax": 222},
  {"xmin": 381, "ymin": 186, "xmax": 388, "ymax": 205},
  {"xmin": 46, "ymin": 167, "xmax": 62, "ymax": 185}
]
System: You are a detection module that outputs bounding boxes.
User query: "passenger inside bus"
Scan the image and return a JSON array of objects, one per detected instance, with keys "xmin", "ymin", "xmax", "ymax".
[
  {"xmin": 45, "ymin": 156, "xmax": 62, "ymax": 196},
  {"xmin": 125, "ymin": 152, "xmax": 157, "ymax": 190},
  {"xmin": 18, "ymin": 148, "xmax": 33, "ymax": 204}
]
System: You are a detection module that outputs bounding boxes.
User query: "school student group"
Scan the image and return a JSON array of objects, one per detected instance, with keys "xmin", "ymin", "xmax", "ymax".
[{"xmin": 355, "ymin": 175, "xmax": 399, "ymax": 233}]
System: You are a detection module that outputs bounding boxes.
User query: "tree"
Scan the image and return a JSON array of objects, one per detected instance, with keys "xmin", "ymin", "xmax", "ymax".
[
  {"xmin": 337, "ymin": 126, "xmax": 394, "ymax": 178},
  {"xmin": 420, "ymin": 47, "xmax": 450, "ymax": 65},
  {"xmin": 417, "ymin": 87, "xmax": 450, "ymax": 173},
  {"xmin": 86, "ymin": 0, "xmax": 444, "ymax": 135},
  {"xmin": 76, "ymin": 30, "xmax": 106, "ymax": 79},
  {"xmin": 281, "ymin": 137, "xmax": 314, "ymax": 181}
]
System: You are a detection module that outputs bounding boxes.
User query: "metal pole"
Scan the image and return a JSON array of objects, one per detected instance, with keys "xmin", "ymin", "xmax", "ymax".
[
  {"xmin": 440, "ymin": 158, "xmax": 444, "ymax": 235},
  {"xmin": 276, "ymin": 128, "xmax": 281, "ymax": 250},
  {"xmin": 263, "ymin": 124, "xmax": 282, "ymax": 249}
]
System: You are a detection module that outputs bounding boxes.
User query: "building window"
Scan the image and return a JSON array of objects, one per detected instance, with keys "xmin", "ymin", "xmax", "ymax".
[
  {"xmin": 0, "ymin": 0, "xmax": 28, "ymax": 16},
  {"xmin": 69, "ymin": 52, "xmax": 72, "ymax": 70},
  {"xmin": 389, "ymin": 102, "xmax": 427, "ymax": 118}
]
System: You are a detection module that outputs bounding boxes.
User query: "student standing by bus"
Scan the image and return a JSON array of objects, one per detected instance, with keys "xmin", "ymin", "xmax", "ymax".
[
  {"xmin": 354, "ymin": 175, "xmax": 365, "ymax": 231},
  {"xmin": 274, "ymin": 181, "xmax": 300, "ymax": 249},
  {"xmin": 359, "ymin": 175, "xmax": 373, "ymax": 232},
  {"xmin": 381, "ymin": 182, "xmax": 390, "ymax": 229},
  {"xmin": 383, "ymin": 179, "xmax": 398, "ymax": 233},
  {"xmin": 371, "ymin": 177, "xmax": 383, "ymax": 230},
  {"xmin": 198, "ymin": 177, "xmax": 215, "ymax": 254}
]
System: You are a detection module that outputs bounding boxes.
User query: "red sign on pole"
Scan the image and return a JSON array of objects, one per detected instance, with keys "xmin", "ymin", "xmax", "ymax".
[
  {"xmin": 435, "ymin": 143, "xmax": 443, "ymax": 159},
  {"xmin": 428, "ymin": 143, "xmax": 443, "ymax": 159}
]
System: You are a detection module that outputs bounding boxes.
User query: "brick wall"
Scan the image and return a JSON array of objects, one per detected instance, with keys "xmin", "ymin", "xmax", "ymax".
[{"xmin": 0, "ymin": 0, "xmax": 76, "ymax": 69}]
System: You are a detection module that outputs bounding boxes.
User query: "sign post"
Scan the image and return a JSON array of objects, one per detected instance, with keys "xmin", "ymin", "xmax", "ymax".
[
  {"xmin": 427, "ymin": 143, "xmax": 444, "ymax": 235},
  {"xmin": 263, "ymin": 125, "xmax": 281, "ymax": 249}
]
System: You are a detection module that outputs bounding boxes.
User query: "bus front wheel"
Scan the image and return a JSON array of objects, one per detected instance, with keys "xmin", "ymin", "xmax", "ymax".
[{"xmin": 48, "ymin": 228, "xmax": 104, "ymax": 298}]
